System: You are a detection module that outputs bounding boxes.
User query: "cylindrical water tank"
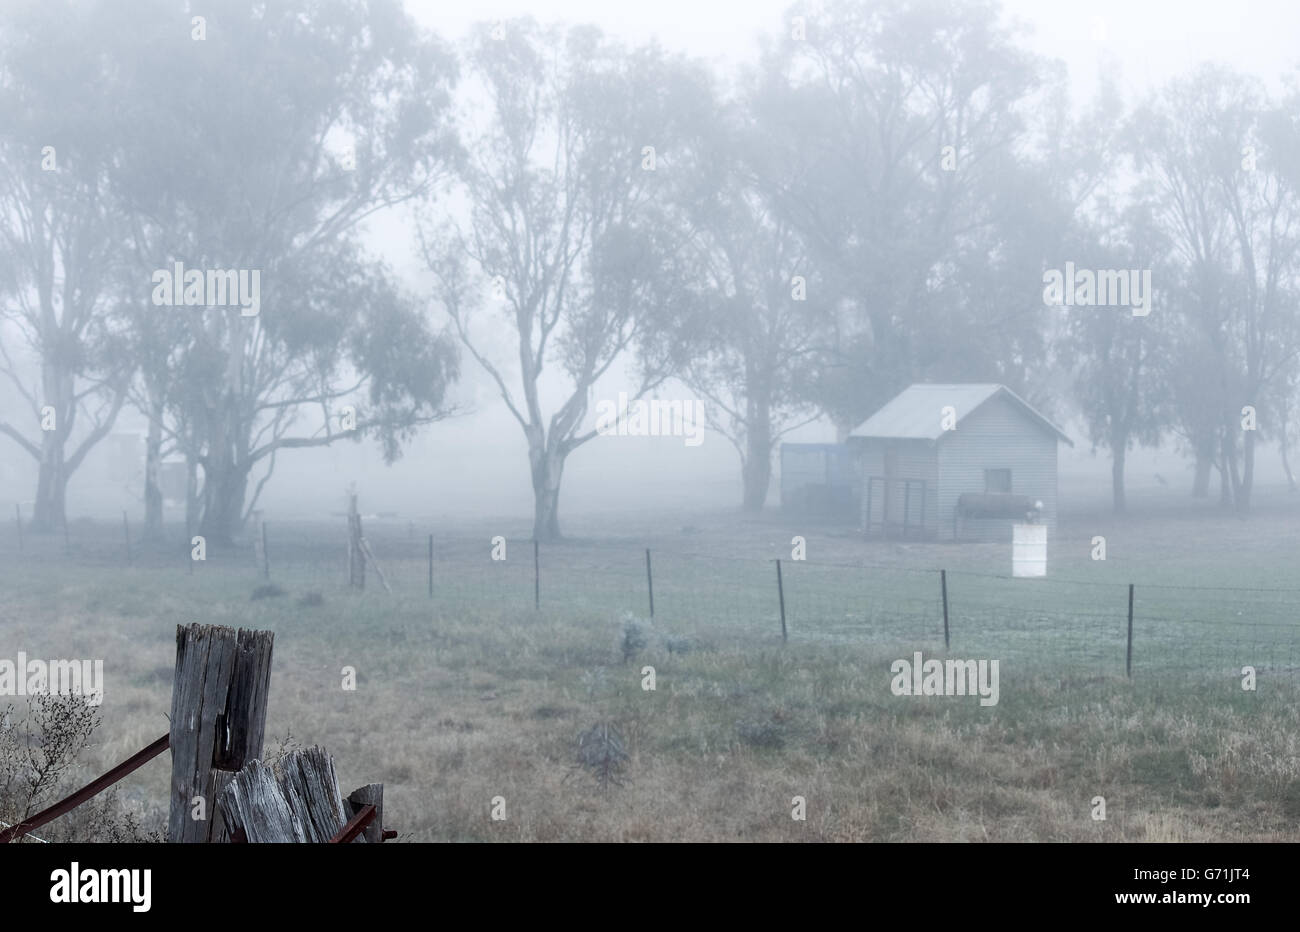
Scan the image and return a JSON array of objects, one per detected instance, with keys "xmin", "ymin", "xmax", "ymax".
[{"xmin": 1012, "ymin": 523, "xmax": 1047, "ymax": 577}]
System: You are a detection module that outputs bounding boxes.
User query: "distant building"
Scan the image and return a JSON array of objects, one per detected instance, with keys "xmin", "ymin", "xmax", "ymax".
[{"xmin": 846, "ymin": 383, "xmax": 1072, "ymax": 540}]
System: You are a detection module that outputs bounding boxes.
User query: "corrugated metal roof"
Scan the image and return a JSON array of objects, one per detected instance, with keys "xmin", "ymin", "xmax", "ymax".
[{"xmin": 848, "ymin": 383, "xmax": 1072, "ymax": 445}]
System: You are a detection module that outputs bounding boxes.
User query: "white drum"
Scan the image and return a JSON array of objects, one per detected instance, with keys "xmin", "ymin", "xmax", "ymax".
[{"xmin": 1012, "ymin": 523, "xmax": 1047, "ymax": 577}]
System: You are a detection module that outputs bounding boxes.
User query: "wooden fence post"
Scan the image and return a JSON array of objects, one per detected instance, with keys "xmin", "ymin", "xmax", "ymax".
[
  {"xmin": 346, "ymin": 783, "xmax": 385, "ymax": 844},
  {"xmin": 348, "ymin": 494, "xmax": 365, "ymax": 589},
  {"xmin": 218, "ymin": 747, "xmax": 350, "ymax": 843},
  {"xmin": 168, "ymin": 624, "xmax": 274, "ymax": 843}
]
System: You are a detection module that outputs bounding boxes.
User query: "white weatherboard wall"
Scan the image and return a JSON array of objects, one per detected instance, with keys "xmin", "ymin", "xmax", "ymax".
[
  {"xmin": 935, "ymin": 393, "xmax": 1059, "ymax": 541},
  {"xmin": 1012, "ymin": 523, "xmax": 1047, "ymax": 577}
]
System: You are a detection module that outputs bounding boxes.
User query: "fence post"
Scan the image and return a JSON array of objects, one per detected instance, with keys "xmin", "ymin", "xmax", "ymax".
[
  {"xmin": 941, "ymin": 569, "xmax": 950, "ymax": 649},
  {"xmin": 533, "ymin": 538, "xmax": 540, "ymax": 611},
  {"xmin": 428, "ymin": 534, "xmax": 434, "ymax": 598},
  {"xmin": 14, "ymin": 504, "xmax": 22, "ymax": 553},
  {"xmin": 168, "ymin": 623, "xmax": 275, "ymax": 842},
  {"xmin": 645, "ymin": 548, "xmax": 655, "ymax": 619},
  {"xmin": 347, "ymin": 494, "xmax": 365, "ymax": 589},
  {"xmin": 1126, "ymin": 583, "xmax": 1134, "ymax": 678},
  {"xmin": 776, "ymin": 558, "xmax": 788, "ymax": 643},
  {"xmin": 122, "ymin": 510, "xmax": 131, "ymax": 566}
]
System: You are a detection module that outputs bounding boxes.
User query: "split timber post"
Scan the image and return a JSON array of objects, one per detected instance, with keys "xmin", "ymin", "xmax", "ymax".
[
  {"xmin": 168, "ymin": 623, "xmax": 274, "ymax": 843},
  {"xmin": 217, "ymin": 748, "xmax": 387, "ymax": 843},
  {"xmin": 348, "ymin": 493, "xmax": 365, "ymax": 589}
]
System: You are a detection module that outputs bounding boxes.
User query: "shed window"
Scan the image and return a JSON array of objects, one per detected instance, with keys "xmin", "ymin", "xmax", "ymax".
[{"xmin": 984, "ymin": 469, "xmax": 1012, "ymax": 493}]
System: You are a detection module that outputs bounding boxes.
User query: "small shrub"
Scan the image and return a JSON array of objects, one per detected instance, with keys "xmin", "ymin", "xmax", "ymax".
[
  {"xmin": 575, "ymin": 722, "xmax": 630, "ymax": 793},
  {"xmin": 579, "ymin": 668, "xmax": 608, "ymax": 700},
  {"xmin": 620, "ymin": 620, "xmax": 648, "ymax": 664},
  {"xmin": 664, "ymin": 635, "xmax": 691, "ymax": 656},
  {"xmin": 735, "ymin": 718, "xmax": 784, "ymax": 749}
]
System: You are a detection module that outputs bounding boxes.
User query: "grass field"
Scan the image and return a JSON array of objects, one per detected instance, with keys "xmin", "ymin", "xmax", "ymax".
[{"xmin": 3, "ymin": 484, "xmax": 1299, "ymax": 841}]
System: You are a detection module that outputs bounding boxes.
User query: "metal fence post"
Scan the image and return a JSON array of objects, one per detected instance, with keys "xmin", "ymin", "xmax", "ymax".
[
  {"xmin": 941, "ymin": 569, "xmax": 950, "ymax": 649},
  {"xmin": 1126, "ymin": 583, "xmax": 1135, "ymax": 678},
  {"xmin": 645, "ymin": 548, "xmax": 655, "ymax": 619},
  {"xmin": 776, "ymin": 558, "xmax": 787, "ymax": 643}
]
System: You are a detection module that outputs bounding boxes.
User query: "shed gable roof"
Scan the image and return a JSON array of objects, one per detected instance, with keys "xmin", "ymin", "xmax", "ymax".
[{"xmin": 848, "ymin": 383, "xmax": 1073, "ymax": 446}]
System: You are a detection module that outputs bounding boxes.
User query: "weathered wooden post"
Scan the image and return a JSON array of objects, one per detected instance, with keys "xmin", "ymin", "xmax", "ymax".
[
  {"xmin": 168, "ymin": 623, "xmax": 274, "ymax": 843},
  {"xmin": 218, "ymin": 747, "xmax": 386, "ymax": 843},
  {"xmin": 346, "ymin": 783, "xmax": 385, "ymax": 844}
]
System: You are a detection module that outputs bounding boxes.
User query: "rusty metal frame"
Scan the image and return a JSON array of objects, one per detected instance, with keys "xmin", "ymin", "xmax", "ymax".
[
  {"xmin": 329, "ymin": 803, "xmax": 377, "ymax": 843},
  {"xmin": 0, "ymin": 733, "xmax": 170, "ymax": 844}
]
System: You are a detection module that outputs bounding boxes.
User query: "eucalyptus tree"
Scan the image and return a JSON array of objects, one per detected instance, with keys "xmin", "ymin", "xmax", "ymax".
[{"xmin": 425, "ymin": 20, "xmax": 710, "ymax": 540}]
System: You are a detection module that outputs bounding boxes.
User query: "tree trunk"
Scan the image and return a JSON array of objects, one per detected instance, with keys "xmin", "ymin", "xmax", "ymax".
[
  {"xmin": 1110, "ymin": 442, "xmax": 1127, "ymax": 515},
  {"xmin": 740, "ymin": 392, "xmax": 772, "ymax": 513},
  {"xmin": 1191, "ymin": 436, "xmax": 1215, "ymax": 497},
  {"xmin": 530, "ymin": 444, "xmax": 565, "ymax": 543},
  {"xmin": 1220, "ymin": 430, "xmax": 1238, "ymax": 509},
  {"xmin": 198, "ymin": 465, "xmax": 249, "ymax": 546},
  {"xmin": 31, "ymin": 363, "xmax": 72, "ymax": 533},
  {"xmin": 31, "ymin": 451, "xmax": 67, "ymax": 532},
  {"xmin": 144, "ymin": 401, "xmax": 164, "ymax": 539},
  {"xmin": 741, "ymin": 431, "xmax": 772, "ymax": 512},
  {"xmin": 1239, "ymin": 426, "xmax": 1255, "ymax": 514},
  {"xmin": 1281, "ymin": 429, "xmax": 1298, "ymax": 493},
  {"xmin": 32, "ymin": 435, "xmax": 68, "ymax": 532},
  {"xmin": 185, "ymin": 454, "xmax": 200, "ymax": 539}
]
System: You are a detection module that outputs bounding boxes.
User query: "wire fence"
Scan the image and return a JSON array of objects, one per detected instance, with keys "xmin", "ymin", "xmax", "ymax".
[{"xmin": 6, "ymin": 514, "xmax": 1300, "ymax": 686}]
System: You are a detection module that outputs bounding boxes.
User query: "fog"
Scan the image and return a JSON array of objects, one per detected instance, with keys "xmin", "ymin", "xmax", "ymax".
[{"xmin": 3, "ymin": 0, "xmax": 1299, "ymax": 534}]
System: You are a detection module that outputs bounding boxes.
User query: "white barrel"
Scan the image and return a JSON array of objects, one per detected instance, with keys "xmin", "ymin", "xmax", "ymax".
[{"xmin": 1012, "ymin": 523, "xmax": 1047, "ymax": 577}]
